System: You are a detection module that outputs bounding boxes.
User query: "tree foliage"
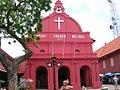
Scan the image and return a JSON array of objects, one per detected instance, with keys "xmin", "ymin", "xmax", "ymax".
[
  {"xmin": 0, "ymin": 0, "xmax": 52, "ymax": 90},
  {"xmin": 0, "ymin": 0, "xmax": 51, "ymax": 48}
]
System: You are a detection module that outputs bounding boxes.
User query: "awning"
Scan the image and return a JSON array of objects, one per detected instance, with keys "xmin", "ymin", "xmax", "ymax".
[
  {"xmin": 113, "ymin": 73, "xmax": 120, "ymax": 76},
  {"xmin": 0, "ymin": 64, "xmax": 6, "ymax": 72},
  {"xmin": 0, "ymin": 69, "xmax": 6, "ymax": 72},
  {"xmin": 105, "ymin": 72, "xmax": 113, "ymax": 76},
  {"xmin": 99, "ymin": 74, "xmax": 104, "ymax": 77},
  {"xmin": 0, "ymin": 80, "xmax": 5, "ymax": 83}
]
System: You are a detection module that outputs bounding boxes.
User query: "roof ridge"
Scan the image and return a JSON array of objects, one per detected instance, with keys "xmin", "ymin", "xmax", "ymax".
[{"xmin": 95, "ymin": 36, "xmax": 120, "ymax": 57}]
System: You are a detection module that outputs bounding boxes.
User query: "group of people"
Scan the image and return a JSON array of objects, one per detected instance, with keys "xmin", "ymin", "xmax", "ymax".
[
  {"xmin": 19, "ymin": 81, "xmax": 32, "ymax": 90},
  {"xmin": 61, "ymin": 76, "xmax": 119, "ymax": 90},
  {"xmin": 19, "ymin": 76, "xmax": 119, "ymax": 90},
  {"xmin": 101, "ymin": 75, "xmax": 119, "ymax": 90},
  {"xmin": 60, "ymin": 80, "xmax": 87, "ymax": 90}
]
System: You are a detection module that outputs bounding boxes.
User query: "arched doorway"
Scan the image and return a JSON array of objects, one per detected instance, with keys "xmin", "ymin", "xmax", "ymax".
[
  {"xmin": 36, "ymin": 66, "xmax": 48, "ymax": 89},
  {"xmin": 80, "ymin": 66, "xmax": 92, "ymax": 87},
  {"xmin": 58, "ymin": 66, "xmax": 70, "ymax": 88}
]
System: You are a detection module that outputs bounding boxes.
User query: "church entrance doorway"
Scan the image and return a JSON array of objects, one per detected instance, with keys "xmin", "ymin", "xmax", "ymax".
[
  {"xmin": 80, "ymin": 66, "xmax": 92, "ymax": 87},
  {"xmin": 58, "ymin": 66, "xmax": 70, "ymax": 88},
  {"xmin": 36, "ymin": 66, "xmax": 48, "ymax": 90}
]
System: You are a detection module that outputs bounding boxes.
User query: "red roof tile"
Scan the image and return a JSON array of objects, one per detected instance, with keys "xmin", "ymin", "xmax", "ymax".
[
  {"xmin": 0, "ymin": 48, "xmax": 14, "ymax": 62},
  {"xmin": 0, "ymin": 64, "xmax": 6, "ymax": 72},
  {"xmin": 17, "ymin": 61, "xmax": 27, "ymax": 73},
  {"xmin": 0, "ymin": 61, "xmax": 27, "ymax": 73},
  {"xmin": 0, "ymin": 48, "xmax": 26, "ymax": 73},
  {"xmin": 0, "ymin": 48, "xmax": 13, "ymax": 72},
  {"xmin": 95, "ymin": 36, "xmax": 120, "ymax": 57}
]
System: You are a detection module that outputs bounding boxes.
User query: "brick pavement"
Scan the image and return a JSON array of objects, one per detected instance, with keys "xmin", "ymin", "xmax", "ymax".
[
  {"xmin": 102, "ymin": 84, "xmax": 120, "ymax": 90},
  {"xmin": 86, "ymin": 84, "xmax": 120, "ymax": 90}
]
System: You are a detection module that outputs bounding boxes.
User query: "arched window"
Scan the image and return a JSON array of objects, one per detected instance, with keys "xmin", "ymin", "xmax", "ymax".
[
  {"xmin": 58, "ymin": 66, "xmax": 70, "ymax": 88},
  {"xmin": 40, "ymin": 49, "xmax": 45, "ymax": 54},
  {"xmin": 75, "ymin": 49, "xmax": 80, "ymax": 54},
  {"xmin": 80, "ymin": 66, "xmax": 92, "ymax": 87},
  {"xmin": 36, "ymin": 66, "xmax": 48, "ymax": 89}
]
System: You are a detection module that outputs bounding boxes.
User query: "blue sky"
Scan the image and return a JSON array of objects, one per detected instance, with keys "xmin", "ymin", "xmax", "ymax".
[{"xmin": 1, "ymin": 0, "xmax": 120, "ymax": 57}]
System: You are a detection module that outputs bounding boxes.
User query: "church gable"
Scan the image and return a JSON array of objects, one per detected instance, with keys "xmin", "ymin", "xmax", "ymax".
[
  {"xmin": 67, "ymin": 17, "xmax": 82, "ymax": 33},
  {"xmin": 43, "ymin": 14, "xmax": 82, "ymax": 33},
  {"xmin": 42, "ymin": 0, "xmax": 82, "ymax": 33},
  {"xmin": 28, "ymin": 0, "xmax": 95, "ymax": 58}
]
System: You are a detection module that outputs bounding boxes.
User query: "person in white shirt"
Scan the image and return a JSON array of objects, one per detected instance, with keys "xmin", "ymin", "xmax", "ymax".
[
  {"xmin": 113, "ymin": 76, "xmax": 119, "ymax": 90},
  {"xmin": 60, "ymin": 80, "xmax": 73, "ymax": 90}
]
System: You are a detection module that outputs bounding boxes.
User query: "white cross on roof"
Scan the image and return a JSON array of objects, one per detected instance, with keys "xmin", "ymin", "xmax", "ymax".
[{"xmin": 54, "ymin": 17, "xmax": 64, "ymax": 30}]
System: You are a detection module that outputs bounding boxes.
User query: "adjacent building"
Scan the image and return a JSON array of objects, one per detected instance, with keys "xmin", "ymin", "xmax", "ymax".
[
  {"xmin": 95, "ymin": 36, "xmax": 120, "ymax": 74},
  {"xmin": 0, "ymin": 48, "xmax": 13, "ymax": 88}
]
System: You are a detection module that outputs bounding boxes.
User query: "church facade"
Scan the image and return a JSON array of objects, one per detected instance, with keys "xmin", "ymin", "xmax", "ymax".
[{"xmin": 23, "ymin": 0, "xmax": 101, "ymax": 90}]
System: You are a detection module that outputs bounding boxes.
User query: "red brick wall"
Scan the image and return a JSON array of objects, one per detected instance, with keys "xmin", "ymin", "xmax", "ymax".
[{"xmin": 99, "ymin": 50, "xmax": 120, "ymax": 74}]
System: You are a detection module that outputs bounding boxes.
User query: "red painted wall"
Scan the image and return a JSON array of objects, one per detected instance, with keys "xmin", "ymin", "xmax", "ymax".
[
  {"xmin": 23, "ymin": 0, "xmax": 101, "ymax": 90},
  {"xmin": 99, "ymin": 50, "xmax": 120, "ymax": 74}
]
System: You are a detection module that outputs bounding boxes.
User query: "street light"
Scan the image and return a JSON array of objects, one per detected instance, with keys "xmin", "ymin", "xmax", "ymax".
[
  {"xmin": 52, "ymin": 55, "xmax": 56, "ymax": 90},
  {"xmin": 47, "ymin": 55, "xmax": 62, "ymax": 90}
]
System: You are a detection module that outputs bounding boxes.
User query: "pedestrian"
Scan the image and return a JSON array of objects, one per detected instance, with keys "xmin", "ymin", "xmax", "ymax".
[
  {"xmin": 82, "ymin": 86, "xmax": 87, "ymax": 90},
  {"xmin": 60, "ymin": 80, "xmax": 73, "ymax": 90},
  {"xmin": 19, "ymin": 81, "xmax": 27, "ymax": 90},
  {"xmin": 24, "ymin": 85, "xmax": 31, "ymax": 90},
  {"xmin": 113, "ymin": 76, "xmax": 119, "ymax": 90}
]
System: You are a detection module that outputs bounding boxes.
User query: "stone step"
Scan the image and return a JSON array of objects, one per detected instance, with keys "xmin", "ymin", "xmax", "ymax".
[{"xmin": 36, "ymin": 89, "xmax": 48, "ymax": 90}]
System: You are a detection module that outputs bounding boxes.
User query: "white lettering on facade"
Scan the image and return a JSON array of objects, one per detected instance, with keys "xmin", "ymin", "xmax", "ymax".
[
  {"xmin": 54, "ymin": 17, "xmax": 64, "ymax": 30},
  {"xmin": 36, "ymin": 34, "xmax": 85, "ymax": 40},
  {"xmin": 72, "ymin": 35, "xmax": 85, "ymax": 39},
  {"xmin": 53, "ymin": 34, "xmax": 66, "ymax": 40}
]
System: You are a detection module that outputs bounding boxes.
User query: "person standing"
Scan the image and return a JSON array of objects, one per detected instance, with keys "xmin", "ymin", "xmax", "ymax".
[
  {"xmin": 60, "ymin": 80, "xmax": 73, "ymax": 90},
  {"xmin": 82, "ymin": 86, "xmax": 87, "ymax": 90},
  {"xmin": 113, "ymin": 76, "xmax": 119, "ymax": 90}
]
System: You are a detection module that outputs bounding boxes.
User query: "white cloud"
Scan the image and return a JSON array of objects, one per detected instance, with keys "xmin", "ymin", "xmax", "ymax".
[
  {"xmin": 59, "ymin": 0, "xmax": 120, "ymax": 51},
  {"xmin": 1, "ymin": 39, "xmax": 24, "ymax": 57}
]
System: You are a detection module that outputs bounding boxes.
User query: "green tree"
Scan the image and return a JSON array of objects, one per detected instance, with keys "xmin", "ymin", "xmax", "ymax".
[{"xmin": 0, "ymin": 0, "xmax": 51, "ymax": 90}]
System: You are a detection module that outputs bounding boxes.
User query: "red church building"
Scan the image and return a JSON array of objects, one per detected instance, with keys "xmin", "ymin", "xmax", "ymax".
[
  {"xmin": 24, "ymin": 0, "xmax": 101, "ymax": 90},
  {"xmin": 0, "ymin": 0, "xmax": 101, "ymax": 90}
]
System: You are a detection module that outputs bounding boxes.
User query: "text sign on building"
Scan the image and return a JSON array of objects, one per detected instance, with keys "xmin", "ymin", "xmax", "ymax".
[
  {"xmin": 38, "ymin": 34, "xmax": 85, "ymax": 40},
  {"xmin": 71, "ymin": 35, "xmax": 85, "ymax": 39}
]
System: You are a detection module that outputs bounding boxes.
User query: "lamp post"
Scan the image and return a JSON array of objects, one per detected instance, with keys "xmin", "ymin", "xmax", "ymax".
[
  {"xmin": 52, "ymin": 55, "xmax": 56, "ymax": 90},
  {"xmin": 47, "ymin": 55, "xmax": 62, "ymax": 90}
]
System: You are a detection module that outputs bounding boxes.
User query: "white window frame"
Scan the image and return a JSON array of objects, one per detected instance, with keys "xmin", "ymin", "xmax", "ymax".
[
  {"xmin": 103, "ymin": 61, "xmax": 106, "ymax": 69},
  {"xmin": 110, "ymin": 57, "xmax": 114, "ymax": 67}
]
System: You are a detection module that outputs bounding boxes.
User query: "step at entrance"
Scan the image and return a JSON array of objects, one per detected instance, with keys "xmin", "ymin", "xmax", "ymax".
[{"xmin": 36, "ymin": 89, "xmax": 48, "ymax": 90}]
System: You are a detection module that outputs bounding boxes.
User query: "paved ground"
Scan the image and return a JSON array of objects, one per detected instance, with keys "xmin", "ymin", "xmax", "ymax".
[
  {"xmin": 86, "ymin": 84, "xmax": 120, "ymax": 90},
  {"xmin": 101, "ymin": 84, "xmax": 120, "ymax": 90}
]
